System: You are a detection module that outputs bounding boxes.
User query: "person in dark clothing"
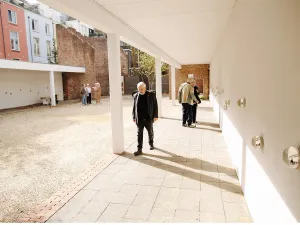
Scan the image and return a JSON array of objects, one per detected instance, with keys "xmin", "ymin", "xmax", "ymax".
[
  {"xmin": 132, "ymin": 82, "xmax": 158, "ymax": 156},
  {"xmin": 191, "ymin": 81, "xmax": 201, "ymax": 124}
]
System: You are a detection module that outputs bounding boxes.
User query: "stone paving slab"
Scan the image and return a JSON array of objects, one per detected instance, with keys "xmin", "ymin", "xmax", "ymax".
[{"xmin": 25, "ymin": 100, "xmax": 253, "ymax": 223}]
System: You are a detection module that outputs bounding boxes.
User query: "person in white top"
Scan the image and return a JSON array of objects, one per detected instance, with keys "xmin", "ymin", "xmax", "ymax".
[{"xmin": 86, "ymin": 84, "xmax": 92, "ymax": 104}]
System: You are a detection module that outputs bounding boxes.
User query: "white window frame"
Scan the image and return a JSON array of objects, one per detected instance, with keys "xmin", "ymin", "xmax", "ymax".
[
  {"xmin": 32, "ymin": 19, "xmax": 39, "ymax": 32},
  {"xmin": 33, "ymin": 37, "xmax": 40, "ymax": 56},
  {"xmin": 8, "ymin": 10, "xmax": 17, "ymax": 25},
  {"xmin": 45, "ymin": 23, "xmax": 50, "ymax": 35},
  {"xmin": 10, "ymin": 31, "xmax": 20, "ymax": 51},
  {"xmin": 46, "ymin": 40, "xmax": 52, "ymax": 57}
]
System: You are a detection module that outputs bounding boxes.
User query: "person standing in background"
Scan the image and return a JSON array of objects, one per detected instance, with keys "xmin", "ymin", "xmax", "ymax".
[
  {"xmin": 178, "ymin": 78, "xmax": 199, "ymax": 128},
  {"xmin": 93, "ymin": 83, "xmax": 101, "ymax": 103},
  {"xmin": 81, "ymin": 84, "xmax": 87, "ymax": 105},
  {"xmin": 191, "ymin": 80, "xmax": 201, "ymax": 125},
  {"xmin": 86, "ymin": 84, "xmax": 92, "ymax": 104}
]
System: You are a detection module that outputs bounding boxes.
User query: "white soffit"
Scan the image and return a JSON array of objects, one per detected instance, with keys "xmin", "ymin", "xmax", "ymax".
[
  {"xmin": 97, "ymin": 0, "xmax": 236, "ymax": 64},
  {"xmin": 0, "ymin": 59, "xmax": 85, "ymax": 73},
  {"xmin": 40, "ymin": 0, "xmax": 236, "ymax": 65},
  {"xmin": 40, "ymin": 0, "xmax": 182, "ymax": 68}
]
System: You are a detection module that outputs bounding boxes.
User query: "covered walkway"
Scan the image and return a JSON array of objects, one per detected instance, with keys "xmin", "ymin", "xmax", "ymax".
[
  {"xmin": 43, "ymin": 100, "xmax": 252, "ymax": 223},
  {"xmin": 21, "ymin": 0, "xmax": 300, "ymax": 222}
]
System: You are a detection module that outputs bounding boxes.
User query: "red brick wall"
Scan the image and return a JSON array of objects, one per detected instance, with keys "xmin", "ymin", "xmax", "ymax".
[
  {"xmin": 56, "ymin": 25, "xmax": 128, "ymax": 99},
  {"xmin": 169, "ymin": 64, "xmax": 210, "ymax": 100}
]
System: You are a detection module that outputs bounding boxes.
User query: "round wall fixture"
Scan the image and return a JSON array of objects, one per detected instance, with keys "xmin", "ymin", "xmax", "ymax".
[
  {"xmin": 237, "ymin": 98, "xmax": 246, "ymax": 108},
  {"xmin": 283, "ymin": 146, "xmax": 299, "ymax": 169},
  {"xmin": 252, "ymin": 136, "xmax": 264, "ymax": 150}
]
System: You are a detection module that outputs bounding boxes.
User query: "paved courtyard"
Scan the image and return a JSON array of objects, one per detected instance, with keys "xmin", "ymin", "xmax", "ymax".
[
  {"xmin": 45, "ymin": 99, "xmax": 252, "ymax": 223},
  {"xmin": 0, "ymin": 96, "xmax": 138, "ymax": 222}
]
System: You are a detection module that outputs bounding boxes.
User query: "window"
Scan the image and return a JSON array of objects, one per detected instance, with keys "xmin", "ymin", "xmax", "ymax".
[
  {"xmin": 81, "ymin": 25, "xmax": 88, "ymax": 36},
  {"xmin": 8, "ymin": 10, "xmax": 17, "ymax": 24},
  {"xmin": 10, "ymin": 31, "xmax": 19, "ymax": 51},
  {"xmin": 33, "ymin": 37, "xmax": 40, "ymax": 56},
  {"xmin": 46, "ymin": 40, "xmax": 51, "ymax": 57},
  {"xmin": 45, "ymin": 24, "xmax": 50, "ymax": 35},
  {"xmin": 32, "ymin": 19, "xmax": 39, "ymax": 32}
]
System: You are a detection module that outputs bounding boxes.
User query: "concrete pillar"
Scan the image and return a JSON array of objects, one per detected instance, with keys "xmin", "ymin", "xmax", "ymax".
[
  {"xmin": 171, "ymin": 65, "xmax": 176, "ymax": 106},
  {"xmin": 49, "ymin": 71, "xmax": 56, "ymax": 107},
  {"xmin": 107, "ymin": 33, "xmax": 124, "ymax": 154},
  {"xmin": 155, "ymin": 56, "xmax": 162, "ymax": 117}
]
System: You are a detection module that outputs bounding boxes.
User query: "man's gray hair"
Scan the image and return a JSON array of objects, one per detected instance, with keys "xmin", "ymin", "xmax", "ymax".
[
  {"xmin": 137, "ymin": 82, "xmax": 146, "ymax": 89},
  {"xmin": 187, "ymin": 78, "xmax": 194, "ymax": 83}
]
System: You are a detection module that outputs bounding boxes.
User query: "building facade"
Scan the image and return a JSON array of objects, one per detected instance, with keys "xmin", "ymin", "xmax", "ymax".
[
  {"xmin": 65, "ymin": 20, "xmax": 94, "ymax": 37},
  {"xmin": 0, "ymin": 0, "xmax": 28, "ymax": 61},
  {"xmin": 25, "ymin": 9, "xmax": 54, "ymax": 63}
]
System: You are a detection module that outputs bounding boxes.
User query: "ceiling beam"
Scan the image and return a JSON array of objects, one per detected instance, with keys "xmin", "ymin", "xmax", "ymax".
[{"xmin": 40, "ymin": 0, "xmax": 181, "ymax": 68}]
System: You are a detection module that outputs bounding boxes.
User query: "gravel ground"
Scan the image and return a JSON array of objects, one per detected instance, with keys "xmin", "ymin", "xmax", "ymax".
[{"xmin": 0, "ymin": 96, "xmax": 140, "ymax": 222}]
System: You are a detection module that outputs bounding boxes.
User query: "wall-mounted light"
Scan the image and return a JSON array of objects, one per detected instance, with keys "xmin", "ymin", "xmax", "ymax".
[
  {"xmin": 283, "ymin": 146, "xmax": 299, "ymax": 169},
  {"xmin": 237, "ymin": 98, "xmax": 246, "ymax": 108},
  {"xmin": 218, "ymin": 89, "xmax": 224, "ymax": 95},
  {"xmin": 225, "ymin": 100, "xmax": 230, "ymax": 106},
  {"xmin": 252, "ymin": 136, "xmax": 264, "ymax": 150}
]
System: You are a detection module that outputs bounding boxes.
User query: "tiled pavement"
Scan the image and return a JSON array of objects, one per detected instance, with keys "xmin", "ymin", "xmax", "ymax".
[{"xmin": 47, "ymin": 101, "xmax": 253, "ymax": 223}]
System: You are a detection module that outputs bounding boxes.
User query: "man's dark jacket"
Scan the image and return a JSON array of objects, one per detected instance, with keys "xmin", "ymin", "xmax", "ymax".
[{"xmin": 132, "ymin": 91, "xmax": 158, "ymax": 124}]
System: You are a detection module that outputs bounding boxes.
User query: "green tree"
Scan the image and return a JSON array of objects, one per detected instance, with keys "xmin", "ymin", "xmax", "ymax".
[
  {"xmin": 137, "ymin": 51, "xmax": 169, "ymax": 90},
  {"xmin": 48, "ymin": 39, "xmax": 58, "ymax": 64}
]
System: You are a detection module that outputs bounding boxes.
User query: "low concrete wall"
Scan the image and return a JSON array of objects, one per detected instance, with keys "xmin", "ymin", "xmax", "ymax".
[{"xmin": 0, "ymin": 69, "xmax": 63, "ymax": 110}]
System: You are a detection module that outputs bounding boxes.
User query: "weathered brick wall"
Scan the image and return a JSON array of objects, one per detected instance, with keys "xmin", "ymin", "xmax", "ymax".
[
  {"xmin": 56, "ymin": 25, "xmax": 128, "ymax": 99},
  {"xmin": 169, "ymin": 64, "xmax": 209, "ymax": 100}
]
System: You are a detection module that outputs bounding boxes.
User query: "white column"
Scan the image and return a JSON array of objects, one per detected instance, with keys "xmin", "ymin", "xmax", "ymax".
[
  {"xmin": 155, "ymin": 56, "xmax": 162, "ymax": 117},
  {"xmin": 49, "ymin": 71, "xmax": 56, "ymax": 107},
  {"xmin": 171, "ymin": 65, "xmax": 176, "ymax": 106},
  {"xmin": 107, "ymin": 33, "xmax": 124, "ymax": 154}
]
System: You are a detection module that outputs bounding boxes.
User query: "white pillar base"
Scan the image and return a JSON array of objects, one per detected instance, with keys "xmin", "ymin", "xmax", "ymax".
[
  {"xmin": 171, "ymin": 65, "xmax": 176, "ymax": 106},
  {"xmin": 49, "ymin": 71, "xmax": 56, "ymax": 107},
  {"xmin": 107, "ymin": 33, "xmax": 124, "ymax": 154},
  {"xmin": 155, "ymin": 56, "xmax": 162, "ymax": 117}
]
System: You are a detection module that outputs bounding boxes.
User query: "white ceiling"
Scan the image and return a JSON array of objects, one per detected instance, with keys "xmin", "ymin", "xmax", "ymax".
[
  {"xmin": 95, "ymin": 0, "xmax": 236, "ymax": 64},
  {"xmin": 40, "ymin": 0, "xmax": 236, "ymax": 65}
]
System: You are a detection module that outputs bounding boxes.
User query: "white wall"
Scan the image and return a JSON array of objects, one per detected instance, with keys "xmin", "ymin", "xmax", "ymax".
[
  {"xmin": 0, "ymin": 69, "xmax": 63, "ymax": 110},
  {"xmin": 66, "ymin": 20, "xmax": 93, "ymax": 36},
  {"xmin": 25, "ymin": 10, "xmax": 54, "ymax": 64},
  {"xmin": 210, "ymin": 0, "xmax": 300, "ymax": 222},
  {"xmin": 38, "ymin": 2, "xmax": 66, "ymax": 23}
]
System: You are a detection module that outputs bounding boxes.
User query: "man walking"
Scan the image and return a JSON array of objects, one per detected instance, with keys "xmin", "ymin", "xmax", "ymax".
[
  {"xmin": 86, "ymin": 84, "xmax": 92, "ymax": 104},
  {"xmin": 178, "ymin": 78, "xmax": 199, "ymax": 128},
  {"xmin": 132, "ymin": 82, "xmax": 158, "ymax": 156}
]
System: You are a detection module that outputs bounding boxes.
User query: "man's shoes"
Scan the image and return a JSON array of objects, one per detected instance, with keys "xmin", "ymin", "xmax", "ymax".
[
  {"xmin": 134, "ymin": 150, "xmax": 143, "ymax": 156},
  {"xmin": 150, "ymin": 145, "xmax": 155, "ymax": 150},
  {"xmin": 182, "ymin": 124, "xmax": 187, "ymax": 127},
  {"xmin": 188, "ymin": 124, "xmax": 196, "ymax": 128}
]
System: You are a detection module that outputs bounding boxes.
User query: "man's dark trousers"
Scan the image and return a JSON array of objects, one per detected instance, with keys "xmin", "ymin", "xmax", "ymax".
[
  {"xmin": 137, "ymin": 118, "xmax": 154, "ymax": 150},
  {"xmin": 182, "ymin": 103, "xmax": 193, "ymax": 126},
  {"xmin": 192, "ymin": 104, "xmax": 197, "ymax": 123}
]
